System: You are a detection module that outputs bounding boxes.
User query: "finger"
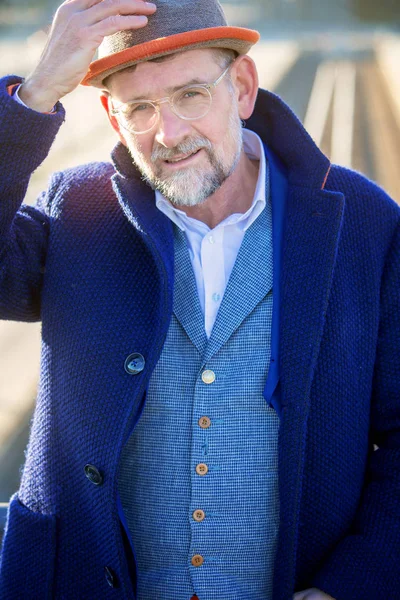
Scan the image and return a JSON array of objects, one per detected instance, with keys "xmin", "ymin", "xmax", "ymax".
[
  {"xmin": 82, "ymin": 0, "xmax": 156, "ymax": 27},
  {"xmin": 61, "ymin": 0, "xmax": 112, "ymax": 10},
  {"xmin": 55, "ymin": 0, "xmax": 105, "ymax": 16},
  {"xmin": 293, "ymin": 593, "xmax": 307, "ymax": 600},
  {"xmin": 89, "ymin": 12, "xmax": 150, "ymax": 37},
  {"xmin": 51, "ymin": 0, "xmax": 104, "ymax": 32}
]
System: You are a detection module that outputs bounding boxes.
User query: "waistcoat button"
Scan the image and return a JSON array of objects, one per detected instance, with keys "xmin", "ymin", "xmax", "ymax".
[
  {"xmin": 84, "ymin": 464, "xmax": 103, "ymax": 485},
  {"xmin": 193, "ymin": 509, "xmax": 205, "ymax": 522},
  {"xmin": 104, "ymin": 566, "xmax": 118, "ymax": 588},
  {"xmin": 191, "ymin": 554, "xmax": 204, "ymax": 567},
  {"xmin": 198, "ymin": 416, "xmax": 211, "ymax": 429},
  {"xmin": 201, "ymin": 369, "xmax": 215, "ymax": 384},
  {"xmin": 196, "ymin": 463, "xmax": 208, "ymax": 476},
  {"xmin": 124, "ymin": 353, "xmax": 145, "ymax": 375}
]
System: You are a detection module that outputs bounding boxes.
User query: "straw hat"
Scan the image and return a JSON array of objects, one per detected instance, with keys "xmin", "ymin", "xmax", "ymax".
[{"xmin": 82, "ymin": 0, "xmax": 260, "ymax": 88}]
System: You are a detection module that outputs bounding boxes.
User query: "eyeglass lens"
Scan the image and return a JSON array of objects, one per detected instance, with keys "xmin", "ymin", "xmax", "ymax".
[{"xmin": 119, "ymin": 86, "xmax": 212, "ymax": 133}]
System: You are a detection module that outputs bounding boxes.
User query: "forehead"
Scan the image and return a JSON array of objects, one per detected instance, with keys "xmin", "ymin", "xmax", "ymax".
[{"xmin": 108, "ymin": 48, "xmax": 218, "ymax": 102}]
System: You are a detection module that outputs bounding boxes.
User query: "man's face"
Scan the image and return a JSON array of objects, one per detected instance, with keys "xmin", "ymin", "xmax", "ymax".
[{"xmin": 107, "ymin": 49, "xmax": 244, "ymax": 207}]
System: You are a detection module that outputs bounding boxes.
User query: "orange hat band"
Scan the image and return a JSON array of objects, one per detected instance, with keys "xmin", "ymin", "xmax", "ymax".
[{"xmin": 82, "ymin": 27, "xmax": 260, "ymax": 88}]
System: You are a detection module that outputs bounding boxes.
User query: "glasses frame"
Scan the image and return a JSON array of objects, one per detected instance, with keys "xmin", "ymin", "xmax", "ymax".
[{"xmin": 109, "ymin": 62, "xmax": 233, "ymax": 135}]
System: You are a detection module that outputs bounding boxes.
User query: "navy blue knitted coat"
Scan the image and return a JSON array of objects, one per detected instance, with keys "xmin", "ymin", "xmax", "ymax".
[{"xmin": 0, "ymin": 75, "xmax": 399, "ymax": 600}]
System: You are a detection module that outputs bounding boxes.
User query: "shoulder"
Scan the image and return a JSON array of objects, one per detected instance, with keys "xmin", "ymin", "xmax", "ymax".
[
  {"xmin": 326, "ymin": 165, "xmax": 400, "ymax": 244},
  {"xmin": 51, "ymin": 161, "xmax": 116, "ymax": 187},
  {"xmin": 44, "ymin": 161, "xmax": 118, "ymax": 221},
  {"xmin": 327, "ymin": 165, "xmax": 400, "ymax": 220},
  {"xmin": 47, "ymin": 161, "xmax": 116, "ymax": 200}
]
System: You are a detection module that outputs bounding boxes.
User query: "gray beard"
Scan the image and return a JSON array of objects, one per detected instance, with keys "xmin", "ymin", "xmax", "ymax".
[
  {"xmin": 139, "ymin": 143, "xmax": 242, "ymax": 207},
  {"xmin": 126, "ymin": 107, "xmax": 243, "ymax": 207}
]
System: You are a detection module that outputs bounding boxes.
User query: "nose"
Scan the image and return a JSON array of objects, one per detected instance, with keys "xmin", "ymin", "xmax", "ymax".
[{"xmin": 154, "ymin": 102, "xmax": 192, "ymax": 148}]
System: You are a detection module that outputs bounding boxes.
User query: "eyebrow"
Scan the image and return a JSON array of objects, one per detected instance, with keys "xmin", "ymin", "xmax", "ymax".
[{"xmin": 128, "ymin": 78, "xmax": 207, "ymax": 102}]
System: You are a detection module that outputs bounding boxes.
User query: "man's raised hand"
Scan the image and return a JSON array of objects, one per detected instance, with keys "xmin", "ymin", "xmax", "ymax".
[{"xmin": 19, "ymin": 0, "xmax": 157, "ymax": 112}]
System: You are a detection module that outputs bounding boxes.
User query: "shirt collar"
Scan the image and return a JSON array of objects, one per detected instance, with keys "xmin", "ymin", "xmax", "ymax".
[{"xmin": 155, "ymin": 128, "xmax": 268, "ymax": 233}]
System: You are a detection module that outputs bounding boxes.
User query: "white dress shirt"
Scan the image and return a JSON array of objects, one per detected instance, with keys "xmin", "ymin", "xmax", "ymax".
[{"xmin": 156, "ymin": 128, "xmax": 267, "ymax": 338}]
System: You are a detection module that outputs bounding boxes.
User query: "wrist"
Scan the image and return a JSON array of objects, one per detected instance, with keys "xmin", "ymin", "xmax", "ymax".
[{"xmin": 18, "ymin": 78, "xmax": 59, "ymax": 113}]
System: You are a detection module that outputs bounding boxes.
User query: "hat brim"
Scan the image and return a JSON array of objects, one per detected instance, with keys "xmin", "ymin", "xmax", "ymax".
[{"xmin": 82, "ymin": 26, "xmax": 260, "ymax": 88}]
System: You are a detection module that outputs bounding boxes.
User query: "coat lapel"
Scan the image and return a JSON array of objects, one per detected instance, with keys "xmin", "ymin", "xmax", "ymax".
[
  {"xmin": 173, "ymin": 226, "xmax": 208, "ymax": 354},
  {"xmin": 273, "ymin": 182, "xmax": 345, "ymax": 599},
  {"xmin": 262, "ymin": 145, "xmax": 287, "ymax": 419},
  {"xmin": 246, "ymin": 94, "xmax": 346, "ymax": 597},
  {"xmin": 110, "ymin": 143, "xmax": 175, "ymax": 287},
  {"xmin": 202, "ymin": 200, "xmax": 273, "ymax": 363}
]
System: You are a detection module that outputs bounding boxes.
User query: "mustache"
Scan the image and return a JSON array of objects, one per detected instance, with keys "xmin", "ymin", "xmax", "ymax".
[{"xmin": 151, "ymin": 136, "xmax": 212, "ymax": 162}]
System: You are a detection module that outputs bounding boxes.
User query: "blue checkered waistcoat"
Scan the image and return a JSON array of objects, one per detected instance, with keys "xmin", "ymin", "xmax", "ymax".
[{"xmin": 118, "ymin": 196, "xmax": 280, "ymax": 600}]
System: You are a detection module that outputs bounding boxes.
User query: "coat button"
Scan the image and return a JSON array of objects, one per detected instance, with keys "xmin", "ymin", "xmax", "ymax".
[
  {"xmin": 104, "ymin": 566, "xmax": 118, "ymax": 588},
  {"xmin": 196, "ymin": 463, "xmax": 208, "ymax": 476},
  {"xmin": 84, "ymin": 464, "xmax": 103, "ymax": 486},
  {"xmin": 201, "ymin": 369, "xmax": 215, "ymax": 384},
  {"xmin": 124, "ymin": 353, "xmax": 145, "ymax": 375},
  {"xmin": 191, "ymin": 554, "xmax": 204, "ymax": 567},
  {"xmin": 198, "ymin": 416, "xmax": 211, "ymax": 429},
  {"xmin": 193, "ymin": 509, "xmax": 205, "ymax": 522}
]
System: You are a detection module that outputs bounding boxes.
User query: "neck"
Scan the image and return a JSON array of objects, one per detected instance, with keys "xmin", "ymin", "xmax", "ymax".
[{"xmin": 172, "ymin": 150, "xmax": 260, "ymax": 229}]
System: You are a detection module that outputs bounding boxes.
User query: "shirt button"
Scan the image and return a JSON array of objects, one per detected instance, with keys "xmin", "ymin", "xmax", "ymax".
[
  {"xmin": 212, "ymin": 293, "xmax": 221, "ymax": 302},
  {"xmin": 193, "ymin": 509, "xmax": 205, "ymax": 522},
  {"xmin": 191, "ymin": 555, "xmax": 204, "ymax": 567},
  {"xmin": 196, "ymin": 463, "xmax": 208, "ymax": 476},
  {"xmin": 208, "ymin": 235, "xmax": 215, "ymax": 244},
  {"xmin": 201, "ymin": 369, "xmax": 215, "ymax": 384},
  {"xmin": 198, "ymin": 416, "xmax": 211, "ymax": 429},
  {"xmin": 84, "ymin": 464, "xmax": 103, "ymax": 486},
  {"xmin": 124, "ymin": 353, "xmax": 145, "ymax": 375}
]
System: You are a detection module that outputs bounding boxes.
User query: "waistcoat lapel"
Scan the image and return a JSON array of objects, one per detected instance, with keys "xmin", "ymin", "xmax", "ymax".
[
  {"xmin": 173, "ymin": 226, "xmax": 208, "ymax": 354},
  {"xmin": 203, "ymin": 198, "xmax": 273, "ymax": 363}
]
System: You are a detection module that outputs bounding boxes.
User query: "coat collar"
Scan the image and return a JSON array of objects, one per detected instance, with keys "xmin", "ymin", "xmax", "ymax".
[{"xmin": 246, "ymin": 88, "xmax": 331, "ymax": 190}]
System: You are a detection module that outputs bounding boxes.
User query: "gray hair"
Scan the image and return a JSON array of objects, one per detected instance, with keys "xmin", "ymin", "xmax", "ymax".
[{"xmin": 211, "ymin": 48, "xmax": 238, "ymax": 68}]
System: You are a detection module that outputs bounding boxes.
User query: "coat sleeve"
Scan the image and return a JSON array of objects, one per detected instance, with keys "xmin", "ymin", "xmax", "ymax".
[
  {"xmin": 0, "ymin": 76, "xmax": 65, "ymax": 321},
  {"xmin": 311, "ymin": 218, "xmax": 400, "ymax": 600}
]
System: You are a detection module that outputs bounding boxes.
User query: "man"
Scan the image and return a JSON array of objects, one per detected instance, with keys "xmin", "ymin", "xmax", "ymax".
[{"xmin": 0, "ymin": 0, "xmax": 399, "ymax": 598}]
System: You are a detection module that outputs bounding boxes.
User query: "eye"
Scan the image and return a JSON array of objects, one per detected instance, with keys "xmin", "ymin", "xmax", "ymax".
[
  {"xmin": 125, "ymin": 103, "xmax": 153, "ymax": 116},
  {"xmin": 132, "ymin": 103, "xmax": 152, "ymax": 112},
  {"xmin": 121, "ymin": 103, "xmax": 153, "ymax": 118},
  {"xmin": 183, "ymin": 90, "xmax": 201, "ymax": 99}
]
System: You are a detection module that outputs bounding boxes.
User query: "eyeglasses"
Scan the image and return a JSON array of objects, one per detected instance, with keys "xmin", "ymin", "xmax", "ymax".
[{"xmin": 109, "ymin": 63, "xmax": 233, "ymax": 135}]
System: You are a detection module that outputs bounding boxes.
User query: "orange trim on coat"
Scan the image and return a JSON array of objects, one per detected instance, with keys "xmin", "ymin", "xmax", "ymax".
[
  {"xmin": 82, "ymin": 26, "xmax": 260, "ymax": 86},
  {"xmin": 7, "ymin": 84, "xmax": 20, "ymax": 96},
  {"xmin": 321, "ymin": 164, "xmax": 331, "ymax": 190}
]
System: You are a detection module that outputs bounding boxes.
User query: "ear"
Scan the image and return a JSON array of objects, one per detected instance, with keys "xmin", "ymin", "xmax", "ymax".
[
  {"xmin": 230, "ymin": 55, "xmax": 259, "ymax": 120},
  {"xmin": 99, "ymin": 92, "xmax": 128, "ymax": 147}
]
